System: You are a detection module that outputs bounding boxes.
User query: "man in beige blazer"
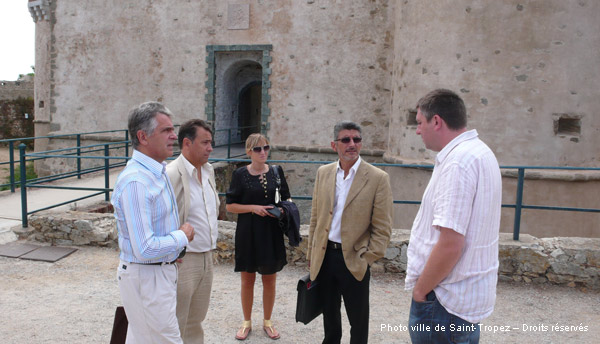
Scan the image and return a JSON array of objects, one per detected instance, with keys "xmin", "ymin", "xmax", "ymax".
[
  {"xmin": 167, "ymin": 119, "xmax": 220, "ymax": 344},
  {"xmin": 308, "ymin": 121, "xmax": 393, "ymax": 344}
]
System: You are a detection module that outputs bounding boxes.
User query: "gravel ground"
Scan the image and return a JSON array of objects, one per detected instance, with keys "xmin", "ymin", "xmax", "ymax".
[{"xmin": 0, "ymin": 244, "xmax": 598, "ymax": 344}]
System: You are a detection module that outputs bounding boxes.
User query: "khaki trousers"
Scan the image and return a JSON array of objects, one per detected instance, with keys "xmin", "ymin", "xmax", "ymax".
[
  {"xmin": 176, "ymin": 251, "xmax": 214, "ymax": 344},
  {"xmin": 117, "ymin": 261, "xmax": 182, "ymax": 344}
]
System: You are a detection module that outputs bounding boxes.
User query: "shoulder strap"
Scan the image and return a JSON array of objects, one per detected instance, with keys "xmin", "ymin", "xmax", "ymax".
[{"xmin": 271, "ymin": 165, "xmax": 281, "ymax": 187}]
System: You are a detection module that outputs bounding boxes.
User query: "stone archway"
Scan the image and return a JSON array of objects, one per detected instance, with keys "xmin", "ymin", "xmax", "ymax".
[{"xmin": 205, "ymin": 45, "xmax": 272, "ymax": 147}]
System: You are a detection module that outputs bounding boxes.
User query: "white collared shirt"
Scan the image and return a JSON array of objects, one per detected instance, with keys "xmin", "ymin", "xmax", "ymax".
[
  {"xmin": 181, "ymin": 155, "xmax": 218, "ymax": 253},
  {"xmin": 329, "ymin": 156, "xmax": 362, "ymax": 243},
  {"xmin": 405, "ymin": 130, "xmax": 502, "ymax": 323}
]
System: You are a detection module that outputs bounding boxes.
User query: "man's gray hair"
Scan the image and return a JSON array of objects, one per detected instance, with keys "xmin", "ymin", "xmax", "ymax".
[
  {"xmin": 128, "ymin": 101, "xmax": 173, "ymax": 149},
  {"xmin": 333, "ymin": 121, "xmax": 362, "ymax": 141}
]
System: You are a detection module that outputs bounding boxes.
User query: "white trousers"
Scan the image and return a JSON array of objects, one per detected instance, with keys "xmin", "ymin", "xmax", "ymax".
[
  {"xmin": 117, "ymin": 261, "xmax": 182, "ymax": 344},
  {"xmin": 176, "ymin": 251, "xmax": 214, "ymax": 344}
]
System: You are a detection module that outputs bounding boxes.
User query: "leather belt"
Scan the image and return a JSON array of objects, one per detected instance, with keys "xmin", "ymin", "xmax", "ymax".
[
  {"xmin": 123, "ymin": 259, "xmax": 177, "ymax": 268},
  {"xmin": 327, "ymin": 240, "xmax": 342, "ymax": 250},
  {"xmin": 121, "ymin": 247, "xmax": 186, "ymax": 267}
]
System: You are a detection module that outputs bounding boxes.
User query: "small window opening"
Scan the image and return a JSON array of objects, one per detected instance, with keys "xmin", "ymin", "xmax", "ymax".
[
  {"xmin": 554, "ymin": 115, "xmax": 581, "ymax": 136},
  {"xmin": 407, "ymin": 109, "xmax": 417, "ymax": 126}
]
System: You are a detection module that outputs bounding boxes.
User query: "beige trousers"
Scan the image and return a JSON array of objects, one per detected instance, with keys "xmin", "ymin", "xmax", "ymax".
[
  {"xmin": 176, "ymin": 251, "xmax": 214, "ymax": 344},
  {"xmin": 117, "ymin": 261, "xmax": 182, "ymax": 344}
]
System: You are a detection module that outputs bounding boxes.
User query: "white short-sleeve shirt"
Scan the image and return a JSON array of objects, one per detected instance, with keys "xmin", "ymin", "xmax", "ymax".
[{"xmin": 405, "ymin": 129, "xmax": 502, "ymax": 323}]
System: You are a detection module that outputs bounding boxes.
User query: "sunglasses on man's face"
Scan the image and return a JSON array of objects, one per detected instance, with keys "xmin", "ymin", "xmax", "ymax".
[
  {"xmin": 252, "ymin": 145, "xmax": 270, "ymax": 153},
  {"xmin": 335, "ymin": 136, "xmax": 362, "ymax": 144}
]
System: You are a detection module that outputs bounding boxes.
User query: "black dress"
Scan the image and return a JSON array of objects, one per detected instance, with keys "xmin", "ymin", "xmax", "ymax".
[{"xmin": 226, "ymin": 165, "xmax": 291, "ymax": 274}]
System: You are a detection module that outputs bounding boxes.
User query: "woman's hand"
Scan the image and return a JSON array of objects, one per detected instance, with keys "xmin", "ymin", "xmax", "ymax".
[{"xmin": 252, "ymin": 205, "xmax": 276, "ymax": 217}]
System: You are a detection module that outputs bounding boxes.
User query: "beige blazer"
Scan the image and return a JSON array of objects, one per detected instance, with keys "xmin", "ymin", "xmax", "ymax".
[
  {"xmin": 166, "ymin": 154, "xmax": 220, "ymax": 226},
  {"xmin": 308, "ymin": 160, "xmax": 393, "ymax": 281}
]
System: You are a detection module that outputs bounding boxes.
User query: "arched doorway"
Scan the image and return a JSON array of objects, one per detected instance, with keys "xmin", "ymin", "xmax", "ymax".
[
  {"xmin": 205, "ymin": 45, "xmax": 273, "ymax": 150},
  {"xmin": 214, "ymin": 58, "xmax": 262, "ymax": 146}
]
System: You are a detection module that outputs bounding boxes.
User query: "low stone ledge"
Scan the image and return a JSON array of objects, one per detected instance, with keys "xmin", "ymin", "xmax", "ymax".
[
  {"xmin": 22, "ymin": 211, "xmax": 117, "ymax": 247},
  {"xmin": 18, "ymin": 213, "xmax": 600, "ymax": 290}
]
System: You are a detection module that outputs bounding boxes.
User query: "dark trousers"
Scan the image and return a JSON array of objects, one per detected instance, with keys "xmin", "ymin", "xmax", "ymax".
[{"xmin": 318, "ymin": 247, "xmax": 370, "ymax": 344}]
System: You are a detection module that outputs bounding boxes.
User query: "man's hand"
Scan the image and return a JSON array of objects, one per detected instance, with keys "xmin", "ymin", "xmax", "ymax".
[
  {"xmin": 412, "ymin": 288, "xmax": 428, "ymax": 303},
  {"xmin": 180, "ymin": 222, "xmax": 194, "ymax": 242}
]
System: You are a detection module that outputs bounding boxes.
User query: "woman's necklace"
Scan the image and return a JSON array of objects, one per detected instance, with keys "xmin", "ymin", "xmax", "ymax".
[
  {"xmin": 248, "ymin": 164, "xmax": 269, "ymax": 198},
  {"xmin": 248, "ymin": 164, "xmax": 267, "ymax": 176}
]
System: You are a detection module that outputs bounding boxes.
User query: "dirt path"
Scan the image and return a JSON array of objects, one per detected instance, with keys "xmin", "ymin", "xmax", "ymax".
[{"xmin": 0, "ymin": 245, "xmax": 598, "ymax": 344}]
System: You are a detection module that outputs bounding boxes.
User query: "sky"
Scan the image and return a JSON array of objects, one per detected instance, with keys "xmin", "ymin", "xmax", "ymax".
[{"xmin": 0, "ymin": 1, "xmax": 35, "ymax": 81}]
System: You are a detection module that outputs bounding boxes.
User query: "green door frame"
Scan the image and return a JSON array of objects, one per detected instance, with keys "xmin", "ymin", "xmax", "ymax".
[{"xmin": 205, "ymin": 44, "xmax": 273, "ymax": 136}]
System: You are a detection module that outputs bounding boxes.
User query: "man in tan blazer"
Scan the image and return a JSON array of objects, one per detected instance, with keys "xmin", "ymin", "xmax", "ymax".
[
  {"xmin": 308, "ymin": 121, "xmax": 393, "ymax": 344},
  {"xmin": 166, "ymin": 119, "xmax": 220, "ymax": 344}
]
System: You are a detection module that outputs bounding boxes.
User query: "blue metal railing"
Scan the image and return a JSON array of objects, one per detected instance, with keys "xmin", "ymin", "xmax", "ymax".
[
  {"xmin": 1, "ymin": 129, "xmax": 129, "ymax": 192},
  {"xmin": 9, "ymin": 136, "xmax": 600, "ymax": 240},
  {"xmin": 213, "ymin": 125, "xmax": 261, "ymax": 158}
]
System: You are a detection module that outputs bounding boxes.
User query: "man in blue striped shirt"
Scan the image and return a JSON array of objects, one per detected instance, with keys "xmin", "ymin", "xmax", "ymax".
[{"xmin": 112, "ymin": 101, "xmax": 195, "ymax": 344}]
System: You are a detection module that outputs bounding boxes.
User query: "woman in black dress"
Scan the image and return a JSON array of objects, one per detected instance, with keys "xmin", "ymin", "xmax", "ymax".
[{"xmin": 226, "ymin": 133, "xmax": 290, "ymax": 340}]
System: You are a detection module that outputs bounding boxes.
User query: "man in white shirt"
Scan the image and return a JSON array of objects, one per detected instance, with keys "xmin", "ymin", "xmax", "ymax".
[
  {"xmin": 308, "ymin": 121, "xmax": 393, "ymax": 343},
  {"xmin": 405, "ymin": 89, "xmax": 502, "ymax": 343},
  {"xmin": 167, "ymin": 119, "xmax": 220, "ymax": 344}
]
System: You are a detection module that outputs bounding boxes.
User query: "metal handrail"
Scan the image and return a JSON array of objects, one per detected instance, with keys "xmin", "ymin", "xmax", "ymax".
[
  {"xmin": 1, "ymin": 129, "xmax": 129, "ymax": 192},
  {"xmin": 15, "ymin": 145, "xmax": 600, "ymax": 240},
  {"xmin": 213, "ymin": 125, "xmax": 261, "ymax": 158}
]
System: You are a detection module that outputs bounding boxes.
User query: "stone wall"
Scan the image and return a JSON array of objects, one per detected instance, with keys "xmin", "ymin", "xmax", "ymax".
[
  {"xmin": 388, "ymin": 1, "xmax": 600, "ymax": 167},
  {"xmin": 29, "ymin": 1, "xmax": 600, "ymax": 240},
  {"xmin": 22, "ymin": 211, "xmax": 117, "ymax": 247},
  {"xmin": 0, "ymin": 78, "xmax": 34, "ymax": 101},
  {"xmin": 17, "ymin": 211, "xmax": 600, "ymax": 290},
  {"xmin": 0, "ymin": 78, "xmax": 35, "ymax": 142},
  {"xmin": 33, "ymin": 0, "xmax": 394, "ymax": 152}
]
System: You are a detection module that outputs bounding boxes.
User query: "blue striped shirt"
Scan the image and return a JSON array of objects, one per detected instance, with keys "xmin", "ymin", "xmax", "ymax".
[{"xmin": 112, "ymin": 150, "xmax": 188, "ymax": 263}]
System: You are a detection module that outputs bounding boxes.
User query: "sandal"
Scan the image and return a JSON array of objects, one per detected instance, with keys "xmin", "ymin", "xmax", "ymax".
[
  {"xmin": 235, "ymin": 320, "xmax": 252, "ymax": 340},
  {"xmin": 263, "ymin": 319, "xmax": 280, "ymax": 340}
]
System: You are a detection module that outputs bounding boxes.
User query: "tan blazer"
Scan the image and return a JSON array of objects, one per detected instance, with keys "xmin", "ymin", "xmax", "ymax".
[
  {"xmin": 166, "ymin": 154, "xmax": 220, "ymax": 226},
  {"xmin": 308, "ymin": 160, "xmax": 393, "ymax": 281}
]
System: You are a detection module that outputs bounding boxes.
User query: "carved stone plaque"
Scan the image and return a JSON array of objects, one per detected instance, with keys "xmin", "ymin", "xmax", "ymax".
[{"xmin": 228, "ymin": 4, "xmax": 250, "ymax": 30}]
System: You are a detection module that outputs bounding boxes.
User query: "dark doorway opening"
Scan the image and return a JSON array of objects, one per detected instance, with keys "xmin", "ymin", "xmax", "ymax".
[{"xmin": 238, "ymin": 81, "xmax": 262, "ymax": 142}]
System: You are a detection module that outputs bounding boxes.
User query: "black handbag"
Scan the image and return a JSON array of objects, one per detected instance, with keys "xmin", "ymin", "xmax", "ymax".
[{"xmin": 295, "ymin": 274, "xmax": 323, "ymax": 325}]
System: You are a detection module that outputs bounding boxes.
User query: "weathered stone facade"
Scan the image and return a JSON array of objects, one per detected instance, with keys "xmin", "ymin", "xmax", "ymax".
[
  {"xmin": 28, "ymin": 1, "xmax": 600, "ymax": 238},
  {"xmin": 29, "ymin": 1, "xmax": 600, "ymax": 164},
  {"xmin": 17, "ymin": 211, "xmax": 600, "ymax": 290},
  {"xmin": 0, "ymin": 77, "xmax": 34, "ymax": 142}
]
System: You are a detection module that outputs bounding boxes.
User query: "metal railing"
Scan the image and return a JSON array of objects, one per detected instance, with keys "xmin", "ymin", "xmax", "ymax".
[
  {"xmin": 9, "ymin": 139, "xmax": 600, "ymax": 240},
  {"xmin": 1, "ymin": 129, "xmax": 129, "ymax": 192},
  {"xmin": 213, "ymin": 125, "xmax": 261, "ymax": 158}
]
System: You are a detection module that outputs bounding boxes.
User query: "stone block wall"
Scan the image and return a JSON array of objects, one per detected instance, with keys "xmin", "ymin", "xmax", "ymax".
[
  {"xmin": 16, "ymin": 211, "xmax": 600, "ymax": 290},
  {"xmin": 22, "ymin": 211, "xmax": 117, "ymax": 247},
  {"xmin": 0, "ymin": 79, "xmax": 34, "ymax": 101},
  {"xmin": 0, "ymin": 79, "xmax": 34, "ymax": 142}
]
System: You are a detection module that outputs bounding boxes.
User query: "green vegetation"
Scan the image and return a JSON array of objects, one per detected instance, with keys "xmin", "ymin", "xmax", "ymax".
[{"xmin": 0, "ymin": 162, "xmax": 37, "ymax": 191}]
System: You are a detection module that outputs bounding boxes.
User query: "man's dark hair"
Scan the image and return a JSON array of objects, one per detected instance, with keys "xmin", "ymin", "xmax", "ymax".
[
  {"xmin": 333, "ymin": 121, "xmax": 362, "ymax": 140},
  {"xmin": 178, "ymin": 119, "xmax": 213, "ymax": 147},
  {"xmin": 416, "ymin": 89, "xmax": 467, "ymax": 130},
  {"xmin": 128, "ymin": 101, "xmax": 173, "ymax": 149}
]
